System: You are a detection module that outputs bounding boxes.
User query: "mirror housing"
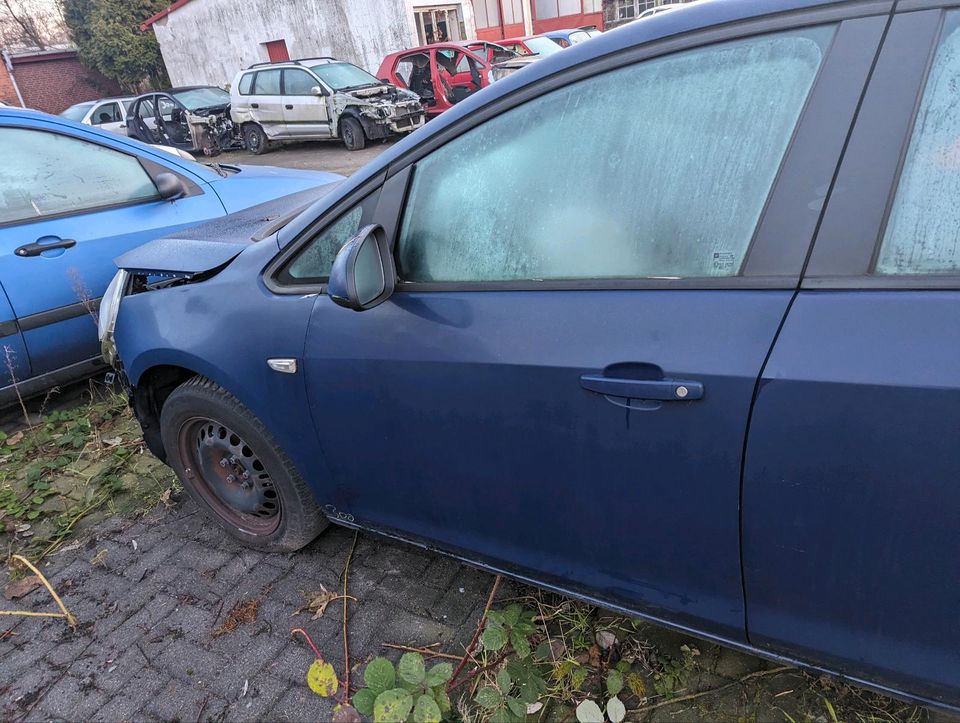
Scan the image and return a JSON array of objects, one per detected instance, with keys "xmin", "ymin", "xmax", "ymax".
[
  {"xmin": 155, "ymin": 172, "xmax": 186, "ymax": 201},
  {"xmin": 311, "ymin": 85, "xmax": 325, "ymax": 96},
  {"xmin": 327, "ymin": 224, "xmax": 395, "ymax": 311}
]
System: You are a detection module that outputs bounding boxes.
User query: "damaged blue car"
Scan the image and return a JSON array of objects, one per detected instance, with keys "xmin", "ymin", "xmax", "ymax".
[{"xmin": 103, "ymin": 0, "xmax": 960, "ymax": 711}]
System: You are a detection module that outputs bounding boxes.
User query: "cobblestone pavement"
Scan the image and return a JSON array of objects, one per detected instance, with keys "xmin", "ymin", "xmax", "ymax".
[{"xmin": 0, "ymin": 497, "xmax": 498, "ymax": 722}]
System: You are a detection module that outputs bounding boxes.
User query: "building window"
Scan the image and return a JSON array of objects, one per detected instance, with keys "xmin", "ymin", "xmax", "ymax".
[{"xmin": 617, "ymin": 0, "xmax": 635, "ymax": 19}]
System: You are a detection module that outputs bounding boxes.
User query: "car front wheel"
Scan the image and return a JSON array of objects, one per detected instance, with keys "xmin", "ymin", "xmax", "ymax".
[
  {"xmin": 160, "ymin": 376, "xmax": 327, "ymax": 551},
  {"xmin": 340, "ymin": 116, "xmax": 366, "ymax": 151}
]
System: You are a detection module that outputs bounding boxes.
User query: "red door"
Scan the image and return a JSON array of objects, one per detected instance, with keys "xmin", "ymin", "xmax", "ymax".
[{"xmin": 264, "ymin": 40, "xmax": 290, "ymax": 62}]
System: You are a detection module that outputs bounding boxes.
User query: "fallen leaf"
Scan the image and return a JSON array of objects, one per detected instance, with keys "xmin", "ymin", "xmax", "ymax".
[
  {"xmin": 3, "ymin": 575, "xmax": 41, "ymax": 600},
  {"xmin": 6, "ymin": 431, "xmax": 23, "ymax": 446},
  {"xmin": 306, "ymin": 658, "xmax": 339, "ymax": 697},
  {"xmin": 588, "ymin": 644, "xmax": 602, "ymax": 668},
  {"xmin": 212, "ymin": 598, "xmax": 259, "ymax": 637},
  {"xmin": 102, "ymin": 436, "xmax": 122, "ymax": 447},
  {"xmin": 159, "ymin": 488, "xmax": 175, "ymax": 508},
  {"xmin": 14, "ymin": 523, "xmax": 30, "ymax": 533},
  {"xmin": 131, "ymin": 540, "xmax": 138, "ymax": 552},
  {"xmin": 295, "ymin": 585, "xmax": 340, "ymax": 620},
  {"xmin": 527, "ymin": 702, "xmax": 544, "ymax": 715}
]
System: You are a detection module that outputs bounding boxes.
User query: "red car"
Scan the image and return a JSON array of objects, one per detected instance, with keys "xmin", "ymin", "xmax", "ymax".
[
  {"xmin": 377, "ymin": 43, "xmax": 491, "ymax": 117},
  {"xmin": 499, "ymin": 34, "xmax": 566, "ymax": 57}
]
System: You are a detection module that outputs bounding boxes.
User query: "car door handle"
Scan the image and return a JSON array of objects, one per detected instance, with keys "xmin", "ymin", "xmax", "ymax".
[
  {"xmin": 579, "ymin": 374, "xmax": 704, "ymax": 401},
  {"xmin": 285, "ymin": 104, "xmax": 293, "ymax": 109},
  {"xmin": 251, "ymin": 103, "xmax": 259, "ymax": 108},
  {"xmin": 15, "ymin": 238, "xmax": 77, "ymax": 257}
]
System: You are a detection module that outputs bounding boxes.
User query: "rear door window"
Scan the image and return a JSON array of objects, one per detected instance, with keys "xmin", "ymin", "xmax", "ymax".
[
  {"xmin": 875, "ymin": 12, "xmax": 960, "ymax": 275},
  {"xmin": 254, "ymin": 69, "xmax": 282, "ymax": 95}
]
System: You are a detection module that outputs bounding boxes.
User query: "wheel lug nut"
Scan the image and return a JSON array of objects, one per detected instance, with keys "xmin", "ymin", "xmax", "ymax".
[
  {"xmin": 219, "ymin": 459, "xmax": 228, "ymax": 468},
  {"xmin": 226, "ymin": 474, "xmax": 236, "ymax": 483},
  {"xmin": 241, "ymin": 471, "xmax": 249, "ymax": 480}
]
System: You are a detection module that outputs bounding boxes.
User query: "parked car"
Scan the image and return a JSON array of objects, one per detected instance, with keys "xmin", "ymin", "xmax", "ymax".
[
  {"xmin": 104, "ymin": 0, "xmax": 960, "ymax": 711},
  {"xmin": 59, "ymin": 96, "xmax": 135, "ymax": 136},
  {"xmin": 637, "ymin": 4, "xmax": 684, "ymax": 20},
  {"xmin": 230, "ymin": 58, "xmax": 424, "ymax": 154},
  {"xmin": 544, "ymin": 28, "xmax": 599, "ymax": 47},
  {"xmin": 457, "ymin": 40, "xmax": 539, "ymax": 81},
  {"xmin": 126, "ymin": 87, "xmax": 242, "ymax": 156},
  {"xmin": 499, "ymin": 34, "xmax": 565, "ymax": 57},
  {"xmin": 378, "ymin": 44, "xmax": 494, "ymax": 117},
  {"xmin": 0, "ymin": 107, "xmax": 341, "ymax": 406}
]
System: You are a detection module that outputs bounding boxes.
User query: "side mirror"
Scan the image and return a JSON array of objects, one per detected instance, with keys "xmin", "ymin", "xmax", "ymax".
[
  {"xmin": 311, "ymin": 85, "xmax": 325, "ymax": 96},
  {"xmin": 155, "ymin": 172, "xmax": 186, "ymax": 201},
  {"xmin": 327, "ymin": 224, "xmax": 395, "ymax": 311}
]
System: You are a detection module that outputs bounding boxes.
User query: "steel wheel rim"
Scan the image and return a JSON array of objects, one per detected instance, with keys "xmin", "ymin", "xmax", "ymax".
[{"xmin": 177, "ymin": 416, "xmax": 281, "ymax": 535}]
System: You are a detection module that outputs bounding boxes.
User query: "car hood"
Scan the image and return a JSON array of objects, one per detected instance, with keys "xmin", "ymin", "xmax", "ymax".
[
  {"xmin": 209, "ymin": 164, "xmax": 343, "ymax": 214},
  {"xmin": 115, "ymin": 181, "xmax": 342, "ymax": 276}
]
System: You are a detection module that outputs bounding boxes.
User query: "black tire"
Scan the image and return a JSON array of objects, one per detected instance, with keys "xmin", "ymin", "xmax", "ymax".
[
  {"xmin": 340, "ymin": 116, "xmax": 366, "ymax": 151},
  {"xmin": 160, "ymin": 376, "xmax": 327, "ymax": 552},
  {"xmin": 243, "ymin": 123, "xmax": 271, "ymax": 155}
]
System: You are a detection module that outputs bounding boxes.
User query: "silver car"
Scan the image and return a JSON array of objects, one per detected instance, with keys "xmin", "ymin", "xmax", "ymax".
[
  {"xmin": 59, "ymin": 96, "xmax": 135, "ymax": 136},
  {"xmin": 230, "ymin": 58, "xmax": 424, "ymax": 153}
]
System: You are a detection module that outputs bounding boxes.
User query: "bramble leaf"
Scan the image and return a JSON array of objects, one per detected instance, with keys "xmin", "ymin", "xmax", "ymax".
[
  {"xmin": 398, "ymin": 652, "xmax": 426, "ymax": 686},
  {"xmin": 373, "ymin": 688, "xmax": 414, "ymax": 722},
  {"xmin": 575, "ymin": 699, "xmax": 605, "ymax": 723},
  {"xmin": 352, "ymin": 688, "xmax": 376, "ymax": 717},
  {"xmin": 413, "ymin": 694, "xmax": 442, "ymax": 723},
  {"xmin": 306, "ymin": 659, "xmax": 338, "ymax": 697},
  {"xmin": 364, "ymin": 657, "xmax": 396, "ymax": 695},
  {"xmin": 483, "ymin": 624, "xmax": 508, "ymax": 651}
]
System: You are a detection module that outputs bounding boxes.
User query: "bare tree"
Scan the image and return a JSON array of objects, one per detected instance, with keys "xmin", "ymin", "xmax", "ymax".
[{"xmin": 0, "ymin": 0, "xmax": 69, "ymax": 51}]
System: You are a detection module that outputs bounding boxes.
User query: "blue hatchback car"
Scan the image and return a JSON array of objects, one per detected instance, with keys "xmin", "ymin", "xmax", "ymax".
[
  {"xmin": 105, "ymin": 0, "xmax": 960, "ymax": 710},
  {"xmin": 0, "ymin": 109, "xmax": 340, "ymax": 405}
]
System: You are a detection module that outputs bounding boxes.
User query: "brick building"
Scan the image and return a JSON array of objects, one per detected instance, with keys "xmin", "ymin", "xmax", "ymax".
[{"xmin": 0, "ymin": 48, "xmax": 121, "ymax": 114}]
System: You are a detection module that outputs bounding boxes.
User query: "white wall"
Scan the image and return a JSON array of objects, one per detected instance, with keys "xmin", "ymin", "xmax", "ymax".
[{"xmin": 152, "ymin": 0, "xmax": 419, "ymax": 87}]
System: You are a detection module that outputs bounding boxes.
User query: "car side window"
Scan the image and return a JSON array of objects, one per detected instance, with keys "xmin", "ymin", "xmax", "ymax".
[
  {"xmin": 254, "ymin": 69, "xmax": 282, "ymax": 95},
  {"xmin": 875, "ymin": 12, "xmax": 960, "ymax": 275},
  {"xmin": 93, "ymin": 102, "xmax": 121, "ymax": 124},
  {"xmin": 283, "ymin": 69, "xmax": 317, "ymax": 96},
  {"xmin": 396, "ymin": 27, "xmax": 833, "ymax": 283},
  {"xmin": 238, "ymin": 73, "xmax": 254, "ymax": 95},
  {"xmin": 280, "ymin": 205, "xmax": 365, "ymax": 283},
  {"xmin": 0, "ymin": 127, "xmax": 158, "ymax": 224}
]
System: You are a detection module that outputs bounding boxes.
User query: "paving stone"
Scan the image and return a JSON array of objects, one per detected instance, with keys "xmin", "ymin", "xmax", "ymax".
[
  {"xmin": 273, "ymin": 686, "xmax": 337, "ymax": 722},
  {"xmin": 144, "ymin": 677, "xmax": 228, "ymax": 722},
  {"xmin": 92, "ymin": 668, "xmax": 170, "ymax": 722},
  {"xmin": 34, "ymin": 675, "xmax": 107, "ymax": 721},
  {"xmin": 223, "ymin": 674, "xmax": 289, "ymax": 722}
]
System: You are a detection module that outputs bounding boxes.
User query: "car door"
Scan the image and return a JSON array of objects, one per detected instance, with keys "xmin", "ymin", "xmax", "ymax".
[
  {"xmin": 249, "ymin": 69, "xmax": 285, "ymax": 138},
  {"xmin": 743, "ymin": 8, "xmax": 960, "ymax": 705},
  {"xmin": 283, "ymin": 16, "xmax": 882, "ymax": 638},
  {"xmin": 0, "ymin": 283, "xmax": 30, "ymax": 388},
  {"xmin": 281, "ymin": 68, "xmax": 331, "ymax": 138},
  {"xmin": 0, "ymin": 118, "xmax": 225, "ymax": 378},
  {"xmin": 89, "ymin": 101, "xmax": 125, "ymax": 135}
]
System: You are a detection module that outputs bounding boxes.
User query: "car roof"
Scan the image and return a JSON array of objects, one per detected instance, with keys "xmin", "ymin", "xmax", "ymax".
[
  {"xmin": 383, "ymin": 42, "xmax": 485, "ymax": 61},
  {"xmin": 284, "ymin": 0, "xmax": 886, "ymax": 242}
]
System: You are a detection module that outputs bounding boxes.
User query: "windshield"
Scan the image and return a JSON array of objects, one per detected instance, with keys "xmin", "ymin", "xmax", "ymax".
[
  {"xmin": 524, "ymin": 36, "xmax": 562, "ymax": 56},
  {"xmin": 309, "ymin": 62, "xmax": 380, "ymax": 90},
  {"xmin": 171, "ymin": 87, "xmax": 230, "ymax": 110},
  {"xmin": 60, "ymin": 102, "xmax": 95, "ymax": 122},
  {"xmin": 568, "ymin": 30, "xmax": 592, "ymax": 44}
]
